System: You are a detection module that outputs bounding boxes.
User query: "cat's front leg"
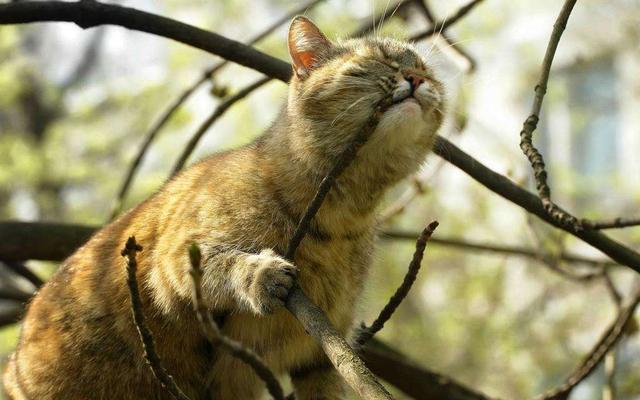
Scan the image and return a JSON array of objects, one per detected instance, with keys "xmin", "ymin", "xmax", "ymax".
[
  {"xmin": 290, "ymin": 358, "xmax": 346, "ymax": 400},
  {"xmin": 201, "ymin": 246, "xmax": 298, "ymax": 315}
]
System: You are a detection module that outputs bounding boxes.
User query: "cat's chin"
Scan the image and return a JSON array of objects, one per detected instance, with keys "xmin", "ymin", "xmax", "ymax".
[{"xmin": 392, "ymin": 97, "xmax": 422, "ymax": 115}]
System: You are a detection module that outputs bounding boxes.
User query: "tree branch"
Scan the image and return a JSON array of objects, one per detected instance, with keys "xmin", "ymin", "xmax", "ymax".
[
  {"xmin": 0, "ymin": 0, "xmax": 293, "ymax": 82},
  {"xmin": 108, "ymin": 0, "xmax": 325, "ymax": 219},
  {"xmin": 2, "ymin": 260, "xmax": 44, "ymax": 288},
  {"xmin": 433, "ymin": 137, "xmax": 640, "ymax": 273},
  {"xmin": 362, "ymin": 339, "xmax": 496, "ymax": 400},
  {"xmin": 519, "ymin": 0, "xmax": 581, "ymax": 231},
  {"xmin": 535, "ymin": 284, "xmax": 640, "ymax": 400},
  {"xmin": 121, "ymin": 237, "xmax": 192, "ymax": 400},
  {"xmin": 353, "ymin": 222, "xmax": 438, "ymax": 348},
  {"xmin": 381, "ymin": 229, "xmax": 616, "ymax": 268},
  {"xmin": 0, "ymin": 308, "xmax": 23, "ymax": 329},
  {"xmin": 410, "ymin": 0, "xmax": 486, "ymax": 41},
  {"xmin": 281, "ymin": 96, "xmax": 397, "ymax": 399},
  {"xmin": 187, "ymin": 244, "xmax": 285, "ymax": 400},
  {"xmin": 170, "ymin": 76, "xmax": 271, "ymax": 175}
]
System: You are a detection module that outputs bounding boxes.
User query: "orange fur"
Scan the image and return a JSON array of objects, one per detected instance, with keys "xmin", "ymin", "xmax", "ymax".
[{"xmin": 4, "ymin": 17, "xmax": 444, "ymax": 400}]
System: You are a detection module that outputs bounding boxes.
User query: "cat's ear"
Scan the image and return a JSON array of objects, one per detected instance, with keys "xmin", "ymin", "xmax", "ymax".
[{"xmin": 288, "ymin": 16, "xmax": 332, "ymax": 79}]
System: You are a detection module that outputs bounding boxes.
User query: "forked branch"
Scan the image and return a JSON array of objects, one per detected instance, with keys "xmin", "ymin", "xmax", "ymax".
[{"xmin": 519, "ymin": 0, "xmax": 581, "ymax": 231}]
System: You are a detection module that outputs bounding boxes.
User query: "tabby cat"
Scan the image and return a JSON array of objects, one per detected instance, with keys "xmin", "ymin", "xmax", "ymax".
[{"xmin": 4, "ymin": 16, "xmax": 444, "ymax": 399}]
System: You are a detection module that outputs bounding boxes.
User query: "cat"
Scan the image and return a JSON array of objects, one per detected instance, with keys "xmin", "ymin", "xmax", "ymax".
[{"xmin": 3, "ymin": 16, "xmax": 444, "ymax": 400}]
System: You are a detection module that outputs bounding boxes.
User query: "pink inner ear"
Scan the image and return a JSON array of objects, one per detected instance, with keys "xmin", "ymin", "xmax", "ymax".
[{"xmin": 298, "ymin": 51, "xmax": 316, "ymax": 70}]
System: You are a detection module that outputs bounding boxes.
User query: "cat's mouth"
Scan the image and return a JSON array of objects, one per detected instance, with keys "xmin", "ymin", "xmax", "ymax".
[
  {"xmin": 390, "ymin": 93, "xmax": 420, "ymax": 110},
  {"xmin": 391, "ymin": 91, "xmax": 414, "ymax": 105}
]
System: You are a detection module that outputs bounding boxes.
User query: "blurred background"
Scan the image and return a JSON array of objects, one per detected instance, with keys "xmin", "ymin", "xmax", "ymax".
[{"xmin": 0, "ymin": 0, "xmax": 639, "ymax": 399}]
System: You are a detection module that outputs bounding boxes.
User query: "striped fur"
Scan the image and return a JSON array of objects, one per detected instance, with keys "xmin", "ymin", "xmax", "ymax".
[{"xmin": 4, "ymin": 17, "xmax": 444, "ymax": 399}]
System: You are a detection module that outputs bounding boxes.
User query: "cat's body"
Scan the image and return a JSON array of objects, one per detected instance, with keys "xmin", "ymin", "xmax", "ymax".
[{"xmin": 4, "ymin": 17, "xmax": 444, "ymax": 399}]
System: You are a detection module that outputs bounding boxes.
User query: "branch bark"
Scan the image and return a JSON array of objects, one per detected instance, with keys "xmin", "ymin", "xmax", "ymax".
[
  {"xmin": 281, "ymin": 96, "xmax": 397, "ymax": 399},
  {"xmin": 187, "ymin": 244, "xmax": 285, "ymax": 400},
  {"xmin": 519, "ymin": 0, "xmax": 581, "ymax": 230},
  {"xmin": 121, "ymin": 237, "xmax": 192, "ymax": 400},
  {"xmin": 362, "ymin": 339, "xmax": 496, "ymax": 400},
  {"xmin": 354, "ymin": 222, "xmax": 438, "ymax": 348},
  {"xmin": 3, "ymin": 1, "xmax": 637, "ymax": 274},
  {"xmin": 433, "ymin": 137, "xmax": 640, "ymax": 273},
  {"xmin": 0, "ymin": 0, "xmax": 293, "ymax": 82}
]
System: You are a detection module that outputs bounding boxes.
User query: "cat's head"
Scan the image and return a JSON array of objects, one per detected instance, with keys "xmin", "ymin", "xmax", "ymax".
[{"xmin": 285, "ymin": 16, "xmax": 444, "ymax": 177}]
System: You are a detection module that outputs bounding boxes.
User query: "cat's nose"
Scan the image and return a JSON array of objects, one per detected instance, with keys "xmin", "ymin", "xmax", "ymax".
[{"xmin": 404, "ymin": 73, "xmax": 425, "ymax": 93}]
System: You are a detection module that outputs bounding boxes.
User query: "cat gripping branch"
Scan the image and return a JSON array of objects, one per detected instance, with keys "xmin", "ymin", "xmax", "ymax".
[{"xmin": 4, "ymin": 16, "xmax": 444, "ymax": 399}]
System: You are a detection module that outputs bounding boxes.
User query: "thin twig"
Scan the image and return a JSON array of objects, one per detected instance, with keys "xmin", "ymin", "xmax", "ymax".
[
  {"xmin": 284, "ymin": 95, "xmax": 395, "ymax": 260},
  {"xmin": 351, "ymin": 0, "xmax": 414, "ymax": 38},
  {"xmin": 353, "ymin": 221, "xmax": 439, "ymax": 348},
  {"xmin": 519, "ymin": 0, "xmax": 581, "ymax": 231},
  {"xmin": 187, "ymin": 244, "xmax": 285, "ymax": 400},
  {"xmin": 582, "ymin": 217, "xmax": 640, "ymax": 230},
  {"xmin": 282, "ymin": 95, "xmax": 397, "ymax": 399},
  {"xmin": 535, "ymin": 283, "xmax": 640, "ymax": 400},
  {"xmin": 121, "ymin": 236, "xmax": 192, "ymax": 400},
  {"xmin": 381, "ymin": 229, "xmax": 616, "ymax": 268},
  {"xmin": 413, "ymin": 0, "xmax": 477, "ymax": 71},
  {"xmin": 109, "ymin": 0, "xmax": 325, "ymax": 219},
  {"xmin": 171, "ymin": 76, "xmax": 271, "ymax": 175},
  {"xmin": 410, "ymin": 0, "xmax": 486, "ymax": 41}
]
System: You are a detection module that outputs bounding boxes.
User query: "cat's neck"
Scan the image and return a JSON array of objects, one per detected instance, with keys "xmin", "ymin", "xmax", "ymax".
[{"xmin": 257, "ymin": 113, "xmax": 389, "ymax": 238}]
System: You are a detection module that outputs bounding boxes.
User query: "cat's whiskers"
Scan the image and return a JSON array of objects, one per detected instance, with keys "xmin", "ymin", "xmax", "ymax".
[
  {"xmin": 424, "ymin": 12, "xmax": 449, "ymax": 61},
  {"xmin": 330, "ymin": 93, "xmax": 376, "ymax": 127},
  {"xmin": 377, "ymin": 0, "xmax": 392, "ymax": 36}
]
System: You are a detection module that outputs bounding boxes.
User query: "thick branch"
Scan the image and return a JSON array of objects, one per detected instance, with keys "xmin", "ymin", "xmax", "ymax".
[
  {"xmin": 0, "ymin": 0, "xmax": 293, "ymax": 82},
  {"xmin": 0, "ymin": 221, "xmax": 96, "ymax": 262},
  {"xmin": 362, "ymin": 339, "xmax": 496, "ymax": 400},
  {"xmin": 433, "ymin": 137, "xmax": 640, "ymax": 273}
]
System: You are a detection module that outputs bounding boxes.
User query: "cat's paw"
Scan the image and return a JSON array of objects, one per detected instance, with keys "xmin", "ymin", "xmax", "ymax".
[{"xmin": 245, "ymin": 249, "xmax": 298, "ymax": 315}]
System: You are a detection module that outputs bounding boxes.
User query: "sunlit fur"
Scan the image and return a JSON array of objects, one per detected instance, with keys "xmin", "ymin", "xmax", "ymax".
[{"xmin": 4, "ymin": 19, "xmax": 444, "ymax": 400}]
